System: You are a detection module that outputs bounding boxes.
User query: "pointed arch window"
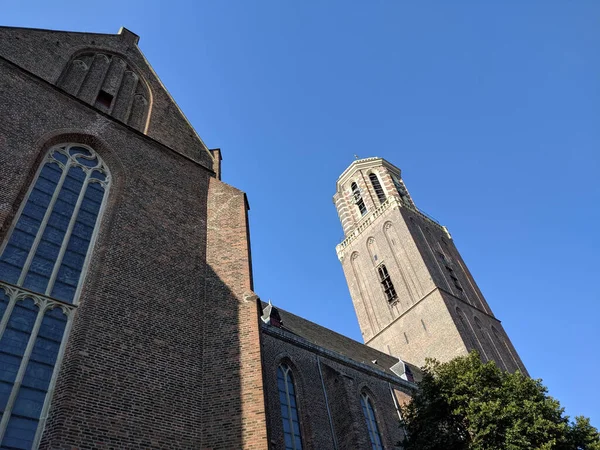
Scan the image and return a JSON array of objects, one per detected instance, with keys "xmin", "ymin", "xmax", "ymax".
[
  {"xmin": 369, "ymin": 173, "xmax": 386, "ymax": 205},
  {"xmin": 277, "ymin": 364, "xmax": 303, "ymax": 450},
  {"xmin": 377, "ymin": 264, "xmax": 397, "ymax": 302},
  {"xmin": 0, "ymin": 143, "xmax": 110, "ymax": 448},
  {"xmin": 351, "ymin": 182, "xmax": 367, "ymax": 216},
  {"xmin": 0, "ymin": 144, "xmax": 110, "ymax": 303},
  {"xmin": 360, "ymin": 392, "xmax": 383, "ymax": 450}
]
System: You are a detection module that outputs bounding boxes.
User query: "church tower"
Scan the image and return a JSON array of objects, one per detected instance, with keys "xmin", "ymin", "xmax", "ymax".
[{"xmin": 334, "ymin": 158, "xmax": 527, "ymax": 373}]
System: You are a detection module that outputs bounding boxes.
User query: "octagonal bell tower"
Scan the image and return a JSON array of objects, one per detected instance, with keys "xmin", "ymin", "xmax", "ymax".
[{"xmin": 334, "ymin": 157, "xmax": 527, "ymax": 373}]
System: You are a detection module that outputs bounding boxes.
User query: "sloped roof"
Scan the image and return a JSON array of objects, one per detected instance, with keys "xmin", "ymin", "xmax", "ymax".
[{"xmin": 262, "ymin": 302, "xmax": 422, "ymax": 381}]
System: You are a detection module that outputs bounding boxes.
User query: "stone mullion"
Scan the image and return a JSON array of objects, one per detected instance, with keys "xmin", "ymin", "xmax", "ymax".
[
  {"xmin": 0, "ymin": 285, "xmax": 18, "ymax": 342},
  {"xmin": 45, "ymin": 168, "xmax": 92, "ymax": 297},
  {"xmin": 17, "ymin": 158, "xmax": 72, "ymax": 286},
  {"xmin": 0, "ymin": 299, "xmax": 47, "ymax": 443},
  {"xmin": 32, "ymin": 307, "xmax": 75, "ymax": 450}
]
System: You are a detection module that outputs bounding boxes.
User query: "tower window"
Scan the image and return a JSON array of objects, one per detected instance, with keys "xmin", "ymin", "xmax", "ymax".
[
  {"xmin": 277, "ymin": 364, "xmax": 303, "ymax": 450},
  {"xmin": 391, "ymin": 174, "xmax": 407, "ymax": 202},
  {"xmin": 360, "ymin": 392, "xmax": 383, "ymax": 450},
  {"xmin": 445, "ymin": 266, "xmax": 463, "ymax": 291},
  {"xmin": 351, "ymin": 182, "xmax": 367, "ymax": 216},
  {"xmin": 377, "ymin": 264, "xmax": 397, "ymax": 302},
  {"xmin": 368, "ymin": 173, "xmax": 386, "ymax": 205}
]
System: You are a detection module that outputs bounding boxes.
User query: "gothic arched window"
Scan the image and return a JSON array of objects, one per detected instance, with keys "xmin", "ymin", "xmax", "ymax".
[
  {"xmin": 351, "ymin": 182, "xmax": 367, "ymax": 216},
  {"xmin": 277, "ymin": 364, "xmax": 303, "ymax": 450},
  {"xmin": 360, "ymin": 392, "xmax": 383, "ymax": 450},
  {"xmin": 0, "ymin": 144, "xmax": 110, "ymax": 303},
  {"xmin": 377, "ymin": 264, "xmax": 397, "ymax": 302},
  {"xmin": 369, "ymin": 173, "xmax": 386, "ymax": 205},
  {"xmin": 0, "ymin": 143, "xmax": 110, "ymax": 448}
]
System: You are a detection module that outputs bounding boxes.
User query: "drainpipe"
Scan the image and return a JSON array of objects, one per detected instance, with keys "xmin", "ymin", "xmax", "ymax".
[{"xmin": 317, "ymin": 356, "xmax": 338, "ymax": 450}]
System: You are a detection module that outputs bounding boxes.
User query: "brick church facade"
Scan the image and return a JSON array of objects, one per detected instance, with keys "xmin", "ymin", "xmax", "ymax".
[{"xmin": 0, "ymin": 26, "xmax": 525, "ymax": 449}]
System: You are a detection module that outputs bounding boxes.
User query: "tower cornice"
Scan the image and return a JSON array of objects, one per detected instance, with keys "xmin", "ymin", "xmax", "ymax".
[{"xmin": 335, "ymin": 157, "xmax": 401, "ymax": 193}]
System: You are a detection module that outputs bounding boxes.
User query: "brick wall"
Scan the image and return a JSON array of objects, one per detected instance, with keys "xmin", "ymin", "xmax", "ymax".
[
  {"xmin": 261, "ymin": 329, "xmax": 409, "ymax": 450},
  {"xmin": 0, "ymin": 32, "xmax": 267, "ymax": 448},
  {"xmin": 0, "ymin": 26, "xmax": 213, "ymax": 167}
]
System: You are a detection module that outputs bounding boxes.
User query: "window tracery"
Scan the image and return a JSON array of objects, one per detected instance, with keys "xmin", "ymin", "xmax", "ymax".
[
  {"xmin": 0, "ymin": 143, "xmax": 109, "ymax": 448},
  {"xmin": 0, "ymin": 144, "xmax": 110, "ymax": 304}
]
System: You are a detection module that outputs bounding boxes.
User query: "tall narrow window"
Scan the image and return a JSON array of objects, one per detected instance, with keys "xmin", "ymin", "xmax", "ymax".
[
  {"xmin": 391, "ymin": 173, "xmax": 408, "ymax": 202},
  {"xmin": 360, "ymin": 392, "xmax": 383, "ymax": 450},
  {"xmin": 439, "ymin": 253, "xmax": 463, "ymax": 293},
  {"xmin": 0, "ymin": 143, "xmax": 110, "ymax": 448},
  {"xmin": 351, "ymin": 182, "xmax": 367, "ymax": 216},
  {"xmin": 445, "ymin": 266, "xmax": 463, "ymax": 292},
  {"xmin": 377, "ymin": 264, "xmax": 397, "ymax": 302},
  {"xmin": 369, "ymin": 173, "xmax": 386, "ymax": 205},
  {"xmin": 277, "ymin": 364, "xmax": 303, "ymax": 450}
]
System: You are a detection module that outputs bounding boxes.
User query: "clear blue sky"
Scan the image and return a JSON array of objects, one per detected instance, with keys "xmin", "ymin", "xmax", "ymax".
[{"xmin": 4, "ymin": 0, "xmax": 599, "ymax": 427}]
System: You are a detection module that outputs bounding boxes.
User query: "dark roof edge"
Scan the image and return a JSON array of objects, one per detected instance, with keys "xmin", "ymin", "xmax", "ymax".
[
  {"xmin": 262, "ymin": 323, "xmax": 416, "ymax": 393},
  {"xmin": 0, "ymin": 25, "xmax": 118, "ymax": 37},
  {"xmin": 260, "ymin": 301, "xmax": 394, "ymax": 362}
]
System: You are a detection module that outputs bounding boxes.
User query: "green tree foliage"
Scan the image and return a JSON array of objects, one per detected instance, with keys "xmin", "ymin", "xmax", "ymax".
[{"xmin": 400, "ymin": 352, "xmax": 599, "ymax": 450}]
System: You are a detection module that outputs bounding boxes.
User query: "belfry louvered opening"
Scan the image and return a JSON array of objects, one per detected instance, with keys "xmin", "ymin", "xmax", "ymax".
[
  {"xmin": 351, "ymin": 182, "xmax": 367, "ymax": 216},
  {"xmin": 369, "ymin": 173, "xmax": 386, "ymax": 205},
  {"xmin": 377, "ymin": 264, "xmax": 397, "ymax": 302},
  {"xmin": 0, "ymin": 143, "xmax": 110, "ymax": 449}
]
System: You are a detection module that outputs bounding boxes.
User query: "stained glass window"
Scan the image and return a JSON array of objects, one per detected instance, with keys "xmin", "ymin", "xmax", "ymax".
[
  {"xmin": 277, "ymin": 364, "xmax": 303, "ymax": 450},
  {"xmin": 0, "ymin": 145, "xmax": 109, "ymax": 304},
  {"xmin": 0, "ymin": 143, "xmax": 109, "ymax": 448}
]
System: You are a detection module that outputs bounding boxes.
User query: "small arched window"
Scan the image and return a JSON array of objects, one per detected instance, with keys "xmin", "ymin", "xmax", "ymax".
[
  {"xmin": 360, "ymin": 392, "xmax": 383, "ymax": 450},
  {"xmin": 368, "ymin": 173, "xmax": 386, "ymax": 205},
  {"xmin": 277, "ymin": 364, "xmax": 303, "ymax": 450},
  {"xmin": 377, "ymin": 264, "xmax": 397, "ymax": 302},
  {"xmin": 351, "ymin": 182, "xmax": 367, "ymax": 216},
  {"xmin": 0, "ymin": 143, "xmax": 109, "ymax": 448}
]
